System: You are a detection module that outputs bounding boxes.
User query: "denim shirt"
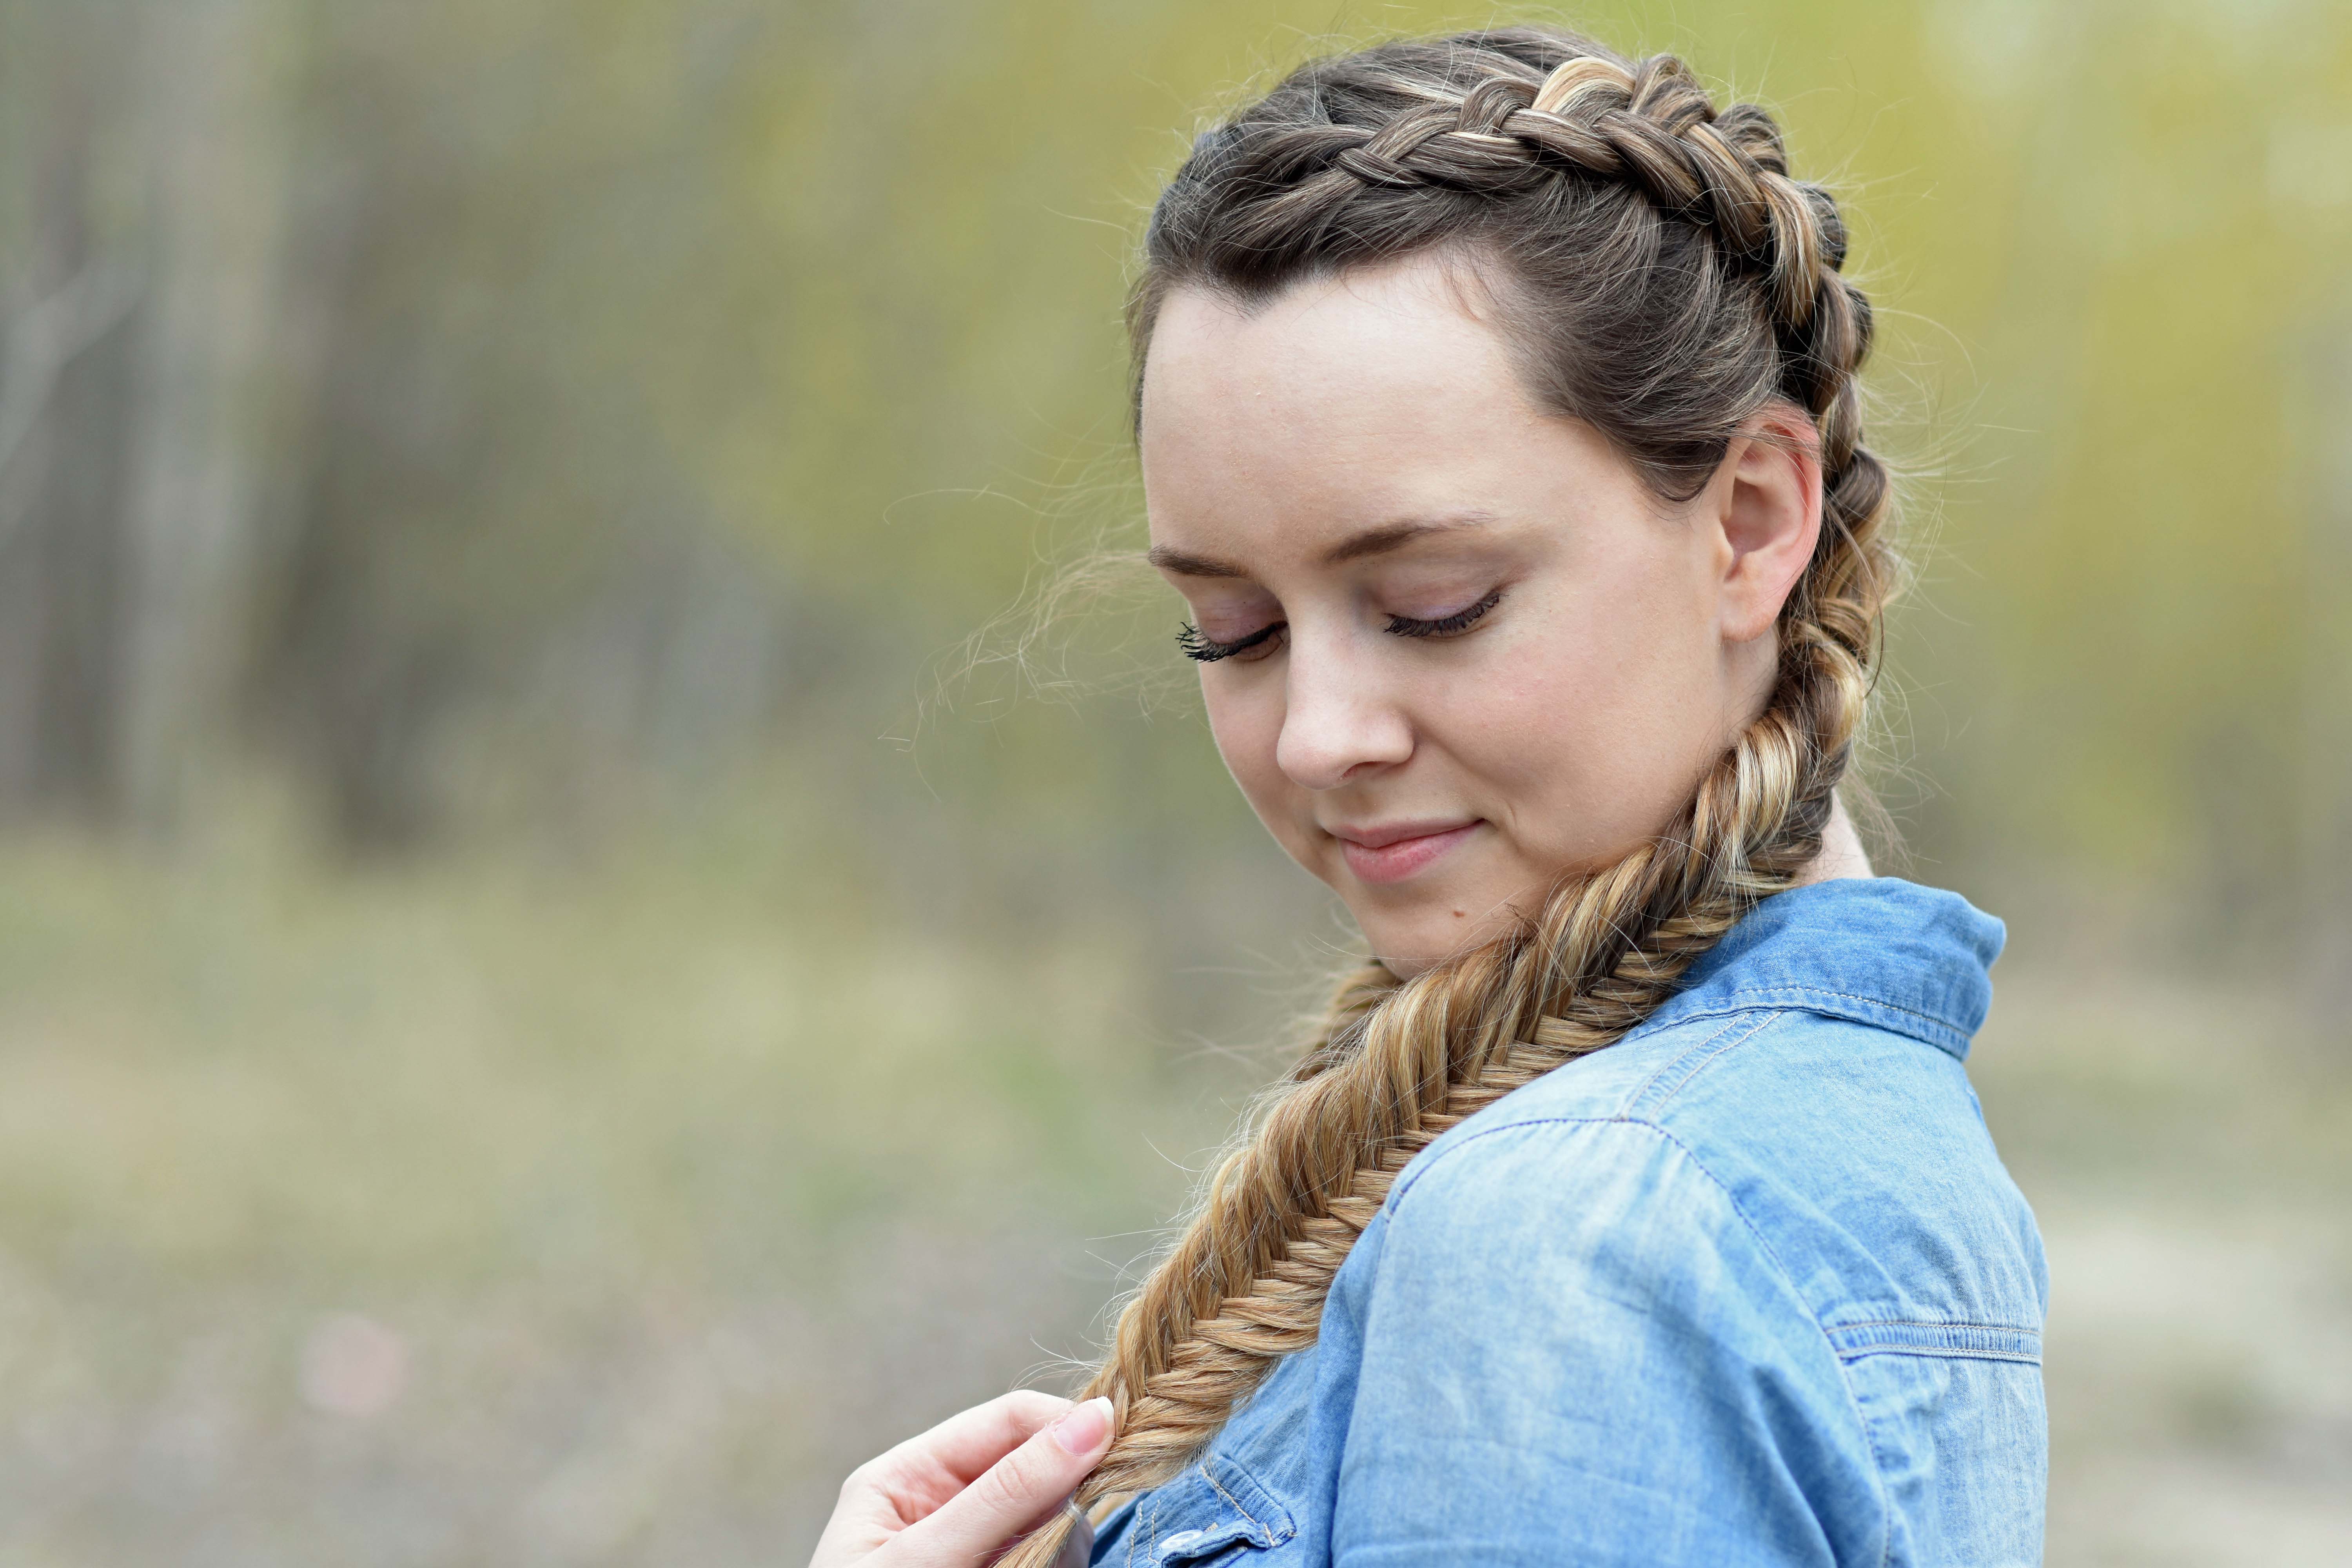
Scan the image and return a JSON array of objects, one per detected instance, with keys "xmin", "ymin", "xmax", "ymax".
[{"xmin": 1091, "ymin": 878, "xmax": 2047, "ymax": 1568}]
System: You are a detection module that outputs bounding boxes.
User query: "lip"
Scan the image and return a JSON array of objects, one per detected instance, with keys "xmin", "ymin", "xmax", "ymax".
[{"xmin": 1327, "ymin": 819, "xmax": 1482, "ymax": 885}]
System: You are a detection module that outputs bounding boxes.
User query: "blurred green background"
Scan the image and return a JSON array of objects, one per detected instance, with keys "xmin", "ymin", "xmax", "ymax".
[{"xmin": 0, "ymin": 0, "xmax": 2347, "ymax": 1562}]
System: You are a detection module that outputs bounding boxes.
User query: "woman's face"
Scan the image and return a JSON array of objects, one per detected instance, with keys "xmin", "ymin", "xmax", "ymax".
[{"xmin": 1139, "ymin": 255, "xmax": 1819, "ymax": 973}]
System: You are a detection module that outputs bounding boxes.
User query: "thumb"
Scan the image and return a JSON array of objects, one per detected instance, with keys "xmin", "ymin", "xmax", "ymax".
[{"xmin": 893, "ymin": 1397, "xmax": 1114, "ymax": 1565}]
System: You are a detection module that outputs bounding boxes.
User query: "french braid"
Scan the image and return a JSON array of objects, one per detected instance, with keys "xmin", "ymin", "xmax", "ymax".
[{"xmin": 1007, "ymin": 28, "xmax": 1893, "ymax": 1566}]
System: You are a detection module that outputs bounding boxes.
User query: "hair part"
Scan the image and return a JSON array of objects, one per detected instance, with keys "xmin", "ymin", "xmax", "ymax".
[{"xmin": 1007, "ymin": 27, "xmax": 1896, "ymax": 1564}]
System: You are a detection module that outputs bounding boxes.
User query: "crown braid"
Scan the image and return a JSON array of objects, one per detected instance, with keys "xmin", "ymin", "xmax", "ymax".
[{"xmin": 1005, "ymin": 29, "xmax": 1894, "ymax": 1566}]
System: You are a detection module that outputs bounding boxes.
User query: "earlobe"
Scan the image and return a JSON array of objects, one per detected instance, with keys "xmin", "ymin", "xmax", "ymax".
[{"xmin": 1717, "ymin": 407, "xmax": 1824, "ymax": 644}]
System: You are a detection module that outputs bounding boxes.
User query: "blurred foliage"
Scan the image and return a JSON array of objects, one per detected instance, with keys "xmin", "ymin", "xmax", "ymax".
[{"xmin": 4, "ymin": 0, "xmax": 2350, "ymax": 954}]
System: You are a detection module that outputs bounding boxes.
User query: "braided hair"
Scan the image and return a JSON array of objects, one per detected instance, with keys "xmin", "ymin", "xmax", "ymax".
[{"xmin": 1006, "ymin": 28, "xmax": 1895, "ymax": 1565}]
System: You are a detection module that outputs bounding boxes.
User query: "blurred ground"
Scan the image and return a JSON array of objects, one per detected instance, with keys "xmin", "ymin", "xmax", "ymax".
[
  {"xmin": 1974, "ymin": 973, "xmax": 2352, "ymax": 1564},
  {"xmin": 0, "ymin": 791, "xmax": 1261, "ymax": 1566},
  {"xmin": 0, "ymin": 809, "xmax": 2340, "ymax": 1566}
]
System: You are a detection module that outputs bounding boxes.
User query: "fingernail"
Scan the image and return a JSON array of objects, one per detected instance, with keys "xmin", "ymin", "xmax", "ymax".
[{"xmin": 1053, "ymin": 1396, "xmax": 1114, "ymax": 1455}]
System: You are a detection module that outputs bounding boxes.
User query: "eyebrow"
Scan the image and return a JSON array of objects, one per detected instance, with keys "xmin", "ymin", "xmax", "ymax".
[{"xmin": 1146, "ymin": 513, "xmax": 1497, "ymax": 578}]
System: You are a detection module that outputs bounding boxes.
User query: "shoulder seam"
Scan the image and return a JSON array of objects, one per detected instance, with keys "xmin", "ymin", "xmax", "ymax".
[{"xmin": 1626, "ymin": 1009, "xmax": 1789, "ymax": 1117}]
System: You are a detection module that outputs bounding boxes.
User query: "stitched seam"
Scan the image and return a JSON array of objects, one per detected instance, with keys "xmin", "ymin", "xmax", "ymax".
[
  {"xmin": 1384, "ymin": 1116, "xmax": 1897, "ymax": 1564},
  {"xmin": 1200, "ymin": 1465, "xmax": 1269, "ymax": 1540},
  {"xmin": 1837, "ymin": 1345, "xmax": 2042, "ymax": 1365},
  {"xmin": 1621, "ymin": 1012, "xmax": 1764, "ymax": 1116},
  {"xmin": 1830, "ymin": 1322, "xmax": 2042, "ymax": 1363},
  {"xmin": 1833, "ymin": 1318, "xmax": 2041, "ymax": 1335},
  {"xmin": 1648, "ymin": 1010, "xmax": 1792, "ymax": 1110}
]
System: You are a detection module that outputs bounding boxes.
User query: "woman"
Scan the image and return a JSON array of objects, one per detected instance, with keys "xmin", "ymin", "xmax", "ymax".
[{"xmin": 814, "ymin": 26, "xmax": 2046, "ymax": 1568}]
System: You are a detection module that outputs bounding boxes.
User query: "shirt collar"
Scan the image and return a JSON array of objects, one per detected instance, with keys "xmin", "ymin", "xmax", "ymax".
[{"xmin": 1636, "ymin": 877, "xmax": 2006, "ymax": 1062}]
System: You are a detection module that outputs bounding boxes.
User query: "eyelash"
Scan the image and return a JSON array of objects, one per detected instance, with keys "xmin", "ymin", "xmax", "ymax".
[
  {"xmin": 1385, "ymin": 587, "xmax": 1505, "ymax": 639},
  {"xmin": 1175, "ymin": 620, "xmax": 1282, "ymax": 663},
  {"xmin": 1176, "ymin": 588, "xmax": 1505, "ymax": 663}
]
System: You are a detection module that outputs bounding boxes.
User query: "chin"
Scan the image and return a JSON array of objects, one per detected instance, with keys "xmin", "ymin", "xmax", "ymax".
[{"xmin": 1356, "ymin": 902, "xmax": 1515, "ymax": 978}]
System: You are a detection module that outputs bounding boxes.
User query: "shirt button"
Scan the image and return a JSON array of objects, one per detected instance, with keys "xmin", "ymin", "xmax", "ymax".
[{"xmin": 1155, "ymin": 1528, "xmax": 1208, "ymax": 1561}]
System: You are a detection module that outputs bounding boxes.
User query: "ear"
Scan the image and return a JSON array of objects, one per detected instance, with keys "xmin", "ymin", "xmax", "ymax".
[{"xmin": 1711, "ymin": 403, "xmax": 1824, "ymax": 645}]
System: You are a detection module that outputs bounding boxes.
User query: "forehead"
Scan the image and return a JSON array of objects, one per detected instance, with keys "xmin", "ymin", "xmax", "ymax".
[{"xmin": 1136, "ymin": 258, "xmax": 1617, "ymax": 564}]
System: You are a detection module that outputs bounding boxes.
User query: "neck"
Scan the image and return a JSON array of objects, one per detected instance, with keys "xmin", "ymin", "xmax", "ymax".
[{"xmin": 1797, "ymin": 793, "xmax": 1876, "ymax": 886}]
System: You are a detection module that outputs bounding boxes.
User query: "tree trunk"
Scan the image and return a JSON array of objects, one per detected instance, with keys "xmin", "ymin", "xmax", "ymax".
[{"xmin": 110, "ymin": 0, "xmax": 291, "ymax": 831}]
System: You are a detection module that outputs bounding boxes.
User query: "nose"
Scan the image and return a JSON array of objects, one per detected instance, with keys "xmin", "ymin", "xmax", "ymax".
[{"xmin": 1274, "ymin": 628, "xmax": 1414, "ymax": 791}]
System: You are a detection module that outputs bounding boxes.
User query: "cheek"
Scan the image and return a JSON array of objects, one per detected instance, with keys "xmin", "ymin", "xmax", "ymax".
[
  {"xmin": 1202, "ymin": 680, "xmax": 1301, "ymax": 828},
  {"xmin": 1434, "ymin": 584, "xmax": 1721, "ymax": 847},
  {"xmin": 1432, "ymin": 659, "xmax": 1612, "ymax": 799}
]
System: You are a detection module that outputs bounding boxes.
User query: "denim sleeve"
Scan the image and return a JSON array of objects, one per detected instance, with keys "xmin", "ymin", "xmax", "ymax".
[{"xmin": 1331, "ymin": 1119, "xmax": 1885, "ymax": 1568}]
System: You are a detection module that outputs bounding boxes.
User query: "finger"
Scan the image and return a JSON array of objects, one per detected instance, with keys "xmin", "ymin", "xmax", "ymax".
[
  {"xmin": 897, "ymin": 1397, "xmax": 1114, "ymax": 1564},
  {"xmin": 877, "ymin": 1390, "xmax": 1074, "ymax": 1498}
]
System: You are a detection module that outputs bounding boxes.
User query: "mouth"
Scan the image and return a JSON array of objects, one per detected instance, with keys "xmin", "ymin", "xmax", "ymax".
[{"xmin": 1328, "ymin": 819, "xmax": 1482, "ymax": 886}]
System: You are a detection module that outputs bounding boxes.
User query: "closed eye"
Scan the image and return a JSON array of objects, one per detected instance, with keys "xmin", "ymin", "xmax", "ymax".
[
  {"xmin": 1177, "ymin": 620, "xmax": 1287, "ymax": 663},
  {"xmin": 1385, "ymin": 587, "xmax": 1503, "ymax": 639}
]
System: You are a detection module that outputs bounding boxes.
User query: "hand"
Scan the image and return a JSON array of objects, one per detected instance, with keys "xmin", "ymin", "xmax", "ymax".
[{"xmin": 809, "ymin": 1390, "xmax": 1115, "ymax": 1568}]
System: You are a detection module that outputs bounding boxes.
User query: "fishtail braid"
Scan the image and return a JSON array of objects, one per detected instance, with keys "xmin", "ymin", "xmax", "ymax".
[{"xmin": 1005, "ymin": 27, "xmax": 1895, "ymax": 1567}]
